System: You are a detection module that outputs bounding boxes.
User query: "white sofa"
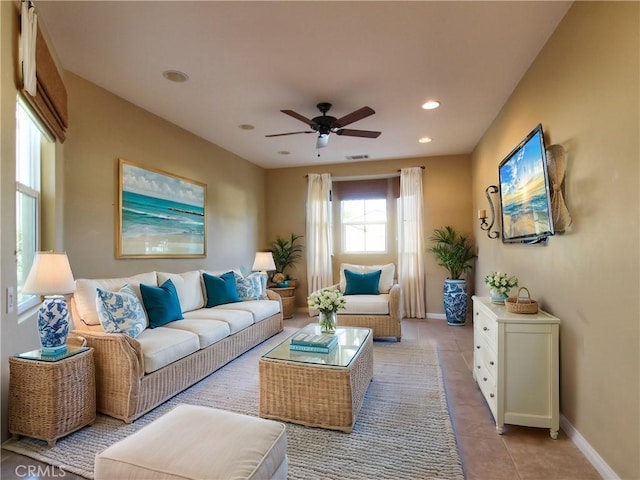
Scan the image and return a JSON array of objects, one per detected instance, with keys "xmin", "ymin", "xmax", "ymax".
[
  {"xmin": 310, "ymin": 263, "xmax": 402, "ymax": 342},
  {"xmin": 70, "ymin": 269, "xmax": 283, "ymax": 423}
]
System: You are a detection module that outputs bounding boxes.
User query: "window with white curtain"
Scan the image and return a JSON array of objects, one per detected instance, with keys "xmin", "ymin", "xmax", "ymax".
[{"xmin": 16, "ymin": 100, "xmax": 45, "ymax": 313}]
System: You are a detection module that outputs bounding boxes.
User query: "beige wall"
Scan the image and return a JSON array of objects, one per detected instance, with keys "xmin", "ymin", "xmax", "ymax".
[
  {"xmin": 63, "ymin": 72, "xmax": 267, "ymax": 279},
  {"xmin": 265, "ymin": 154, "xmax": 473, "ymax": 313},
  {"xmin": 471, "ymin": 2, "xmax": 639, "ymax": 478}
]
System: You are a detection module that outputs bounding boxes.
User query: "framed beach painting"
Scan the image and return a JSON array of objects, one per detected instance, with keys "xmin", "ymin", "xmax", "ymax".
[{"xmin": 117, "ymin": 158, "xmax": 206, "ymax": 258}]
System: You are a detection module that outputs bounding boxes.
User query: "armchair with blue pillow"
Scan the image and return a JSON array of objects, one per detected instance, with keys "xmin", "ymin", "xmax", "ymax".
[{"xmin": 309, "ymin": 263, "xmax": 402, "ymax": 342}]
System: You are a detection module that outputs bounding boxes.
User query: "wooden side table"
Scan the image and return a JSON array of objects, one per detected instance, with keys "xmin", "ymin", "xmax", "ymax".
[
  {"xmin": 8, "ymin": 346, "xmax": 96, "ymax": 446},
  {"xmin": 270, "ymin": 286, "xmax": 295, "ymax": 319}
]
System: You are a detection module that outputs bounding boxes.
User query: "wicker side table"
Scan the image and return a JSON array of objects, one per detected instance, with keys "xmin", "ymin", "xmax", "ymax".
[
  {"xmin": 271, "ymin": 286, "xmax": 295, "ymax": 319},
  {"xmin": 8, "ymin": 347, "xmax": 96, "ymax": 447}
]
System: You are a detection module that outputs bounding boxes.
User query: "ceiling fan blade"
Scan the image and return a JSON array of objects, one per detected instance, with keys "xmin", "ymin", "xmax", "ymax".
[
  {"xmin": 334, "ymin": 106, "xmax": 375, "ymax": 128},
  {"xmin": 265, "ymin": 131, "xmax": 314, "ymax": 137},
  {"xmin": 281, "ymin": 110, "xmax": 316, "ymax": 127},
  {"xmin": 335, "ymin": 128, "xmax": 381, "ymax": 138}
]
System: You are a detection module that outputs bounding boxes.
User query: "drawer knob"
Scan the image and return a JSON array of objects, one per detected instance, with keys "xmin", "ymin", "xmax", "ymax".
[
  {"xmin": 475, "ymin": 312, "xmax": 479, "ymax": 316},
  {"xmin": 483, "ymin": 377, "xmax": 487, "ymax": 382},
  {"xmin": 490, "ymin": 361, "xmax": 495, "ymax": 366},
  {"xmin": 490, "ymin": 393, "xmax": 495, "ymax": 398},
  {"xmin": 483, "ymin": 326, "xmax": 488, "ymax": 331},
  {"xmin": 477, "ymin": 365, "xmax": 481, "ymax": 369},
  {"xmin": 476, "ymin": 345, "xmax": 481, "ymax": 349}
]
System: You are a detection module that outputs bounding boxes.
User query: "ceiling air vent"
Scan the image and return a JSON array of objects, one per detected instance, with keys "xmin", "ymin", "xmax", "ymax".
[{"xmin": 345, "ymin": 154, "xmax": 369, "ymax": 161}]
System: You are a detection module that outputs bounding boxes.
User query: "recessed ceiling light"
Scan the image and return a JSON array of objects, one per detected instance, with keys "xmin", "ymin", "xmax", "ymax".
[
  {"xmin": 421, "ymin": 100, "xmax": 440, "ymax": 110},
  {"xmin": 277, "ymin": 151, "xmax": 290, "ymax": 155},
  {"xmin": 418, "ymin": 137, "xmax": 433, "ymax": 144},
  {"xmin": 162, "ymin": 70, "xmax": 189, "ymax": 83},
  {"xmin": 239, "ymin": 124, "xmax": 255, "ymax": 130}
]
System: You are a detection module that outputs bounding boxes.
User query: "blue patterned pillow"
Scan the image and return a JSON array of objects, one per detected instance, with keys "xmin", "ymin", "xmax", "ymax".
[
  {"xmin": 95, "ymin": 284, "xmax": 147, "ymax": 338},
  {"xmin": 234, "ymin": 272, "xmax": 268, "ymax": 301}
]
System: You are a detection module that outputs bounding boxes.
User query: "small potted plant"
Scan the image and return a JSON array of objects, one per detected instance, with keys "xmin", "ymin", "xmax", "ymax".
[
  {"xmin": 270, "ymin": 233, "xmax": 303, "ymax": 286},
  {"xmin": 484, "ymin": 272, "xmax": 518, "ymax": 304},
  {"xmin": 307, "ymin": 288, "xmax": 346, "ymax": 333},
  {"xmin": 428, "ymin": 226, "xmax": 477, "ymax": 325}
]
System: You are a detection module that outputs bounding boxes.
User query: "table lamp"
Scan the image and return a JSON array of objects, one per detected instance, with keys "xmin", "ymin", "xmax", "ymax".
[
  {"xmin": 22, "ymin": 251, "xmax": 76, "ymax": 356},
  {"xmin": 252, "ymin": 251, "xmax": 276, "ymax": 274}
]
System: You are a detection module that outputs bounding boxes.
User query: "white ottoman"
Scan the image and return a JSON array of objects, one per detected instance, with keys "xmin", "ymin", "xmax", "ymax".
[{"xmin": 95, "ymin": 404, "xmax": 287, "ymax": 480}]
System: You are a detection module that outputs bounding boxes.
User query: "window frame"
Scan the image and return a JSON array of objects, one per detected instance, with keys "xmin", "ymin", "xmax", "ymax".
[{"xmin": 340, "ymin": 197, "xmax": 388, "ymax": 254}]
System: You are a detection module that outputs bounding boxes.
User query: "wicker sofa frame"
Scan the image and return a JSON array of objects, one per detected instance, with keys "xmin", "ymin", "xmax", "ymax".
[{"xmin": 72, "ymin": 290, "xmax": 283, "ymax": 423}]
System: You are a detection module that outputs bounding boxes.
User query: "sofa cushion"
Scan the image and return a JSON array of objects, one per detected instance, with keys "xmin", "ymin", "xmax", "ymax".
[
  {"xmin": 183, "ymin": 308, "xmax": 254, "ymax": 334},
  {"xmin": 157, "ymin": 271, "xmax": 204, "ymax": 313},
  {"xmin": 74, "ymin": 272, "xmax": 157, "ymax": 326},
  {"xmin": 234, "ymin": 272, "xmax": 268, "ymax": 301},
  {"xmin": 95, "ymin": 284, "xmax": 147, "ymax": 338},
  {"xmin": 340, "ymin": 263, "xmax": 395, "ymax": 294},
  {"xmin": 136, "ymin": 327, "xmax": 200, "ymax": 374},
  {"xmin": 213, "ymin": 300, "xmax": 280, "ymax": 323},
  {"xmin": 163, "ymin": 319, "xmax": 231, "ymax": 349},
  {"xmin": 203, "ymin": 272, "xmax": 241, "ymax": 307},
  {"xmin": 341, "ymin": 293, "xmax": 391, "ymax": 315},
  {"xmin": 344, "ymin": 269, "xmax": 381, "ymax": 295},
  {"xmin": 140, "ymin": 279, "xmax": 184, "ymax": 328}
]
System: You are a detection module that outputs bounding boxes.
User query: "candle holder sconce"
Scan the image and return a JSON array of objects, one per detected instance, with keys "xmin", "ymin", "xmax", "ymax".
[{"xmin": 479, "ymin": 185, "xmax": 499, "ymax": 239}]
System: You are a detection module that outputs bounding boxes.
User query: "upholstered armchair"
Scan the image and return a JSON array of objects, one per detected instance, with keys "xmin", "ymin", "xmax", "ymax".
[{"xmin": 310, "ymin": 263, "xmax": 402, "ymax": 342}]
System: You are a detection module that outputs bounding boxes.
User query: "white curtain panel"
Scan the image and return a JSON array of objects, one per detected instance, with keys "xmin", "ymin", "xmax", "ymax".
[
  {"xmin": 398, "ymin": 167, "xmax": 426, "ymax": 318},
  {"xmin": 306, "ymin": 173, "xmax": 333, "ymax": 294},
  {"xmin": 21, "ymin": 1, "xmax": 37, "ymax": 96}
]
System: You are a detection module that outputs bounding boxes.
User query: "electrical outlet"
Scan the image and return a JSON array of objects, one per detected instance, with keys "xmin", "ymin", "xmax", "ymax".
[{"xmin": 7, "ymin": 286, "xmax": 15, "ymax": 313}]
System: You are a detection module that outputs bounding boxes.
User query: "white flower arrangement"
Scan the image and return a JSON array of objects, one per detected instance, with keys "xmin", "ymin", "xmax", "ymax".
[
  {"xmin": 484, "ymin": 272, "xmax": 518, "ymax": 294},
  {"xmin": 307, "ymin": 288, "xmax": 346, "ymax": 314}
]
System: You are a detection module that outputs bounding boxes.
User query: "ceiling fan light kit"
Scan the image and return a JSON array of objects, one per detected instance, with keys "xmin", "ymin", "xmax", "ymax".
[{"xmin": 266, "ymin": 102, "xmax": 381, "ymax": 149}]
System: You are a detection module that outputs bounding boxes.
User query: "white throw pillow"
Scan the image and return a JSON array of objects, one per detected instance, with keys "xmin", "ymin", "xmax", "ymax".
[
  {"xmin": 157, "ymin": 271, "xmax": 204, "ymax": 313},
  {"xmin": 75, "ymin": 272, "xmax": 157, "ymax": 325},
  {"xmin": 95, "ymin": 284, "xmax": 147, "ymax": 338},
  {"xmin": 339, "ymin": 263, "xmax": 395, "ymax": 294}
]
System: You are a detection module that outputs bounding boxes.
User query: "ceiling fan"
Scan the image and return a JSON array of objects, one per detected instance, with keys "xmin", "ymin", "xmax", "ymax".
[{"xmin": 266, "ymin": 102, "xmax": 381, "ymax": 149}]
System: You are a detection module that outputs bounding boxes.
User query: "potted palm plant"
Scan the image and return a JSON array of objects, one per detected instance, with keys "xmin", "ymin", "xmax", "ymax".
[
  {"xmin": 428, "ymin": 226, "xmax": 476, "ymax": 325},
  {"xmin": 270, "ymin": 233, "xmax": 303, "ymax": 285}
]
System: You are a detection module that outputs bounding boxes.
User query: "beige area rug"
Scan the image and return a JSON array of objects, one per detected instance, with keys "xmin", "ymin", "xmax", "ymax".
[{"xmin": 2, "ymin": 328, "xmax": 464, "ymax": 480}]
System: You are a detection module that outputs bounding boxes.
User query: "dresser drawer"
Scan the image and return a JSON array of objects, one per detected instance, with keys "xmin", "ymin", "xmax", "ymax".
[
  {"xmin": 476, "ymin": 361, "xmax": 497, "ymax": 417},
  {"xmin": 474, "ymin": 338, "xmax": 497, "ymax": 379},
  {"xmin": 474, "ymin": 309, "xmax": 497, "ymax": 346}
]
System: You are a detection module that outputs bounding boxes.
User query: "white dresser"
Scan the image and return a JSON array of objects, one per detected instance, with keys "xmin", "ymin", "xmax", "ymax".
[{"xmin": 472, "ymin": 296, "xmax": 560, "ymax": 439}]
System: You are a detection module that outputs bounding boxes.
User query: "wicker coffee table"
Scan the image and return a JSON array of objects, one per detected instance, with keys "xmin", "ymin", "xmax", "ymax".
[{"xmin": 259, "ymin": 324, "xmax": 373, "ymax": 433}]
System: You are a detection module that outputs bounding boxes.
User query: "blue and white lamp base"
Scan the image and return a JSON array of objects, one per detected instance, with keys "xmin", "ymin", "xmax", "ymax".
[{"xmin": 38, "ymin": 296, "xmax": 70, "ymax": 356}]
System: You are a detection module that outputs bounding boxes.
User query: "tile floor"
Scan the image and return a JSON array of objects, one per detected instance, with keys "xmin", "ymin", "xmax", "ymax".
[{"xmin": 1, "ymin": 315, "xmax": 601, "ymax": 479}]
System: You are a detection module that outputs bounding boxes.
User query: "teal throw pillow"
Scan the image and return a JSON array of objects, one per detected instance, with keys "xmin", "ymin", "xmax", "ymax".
[
  {"xmin": 344, "ymin": 269, "xmax": 382, "ymax": 295},
  {"xmin": 203, "ymin": 271, "xmax": 241, "ymax": 307},
  {"xmin": 140, "ymin": 279, "xmax": 184, "ymax": 328}
]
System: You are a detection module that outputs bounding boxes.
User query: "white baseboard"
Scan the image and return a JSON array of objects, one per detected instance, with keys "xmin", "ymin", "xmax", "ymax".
[
  {"xmin": 560, "ymin": 414, "xmax": 619, "ymax": 479},
  {"xmin": 426, "ymin": 313, "xmax": 446, "ymax": 320}
]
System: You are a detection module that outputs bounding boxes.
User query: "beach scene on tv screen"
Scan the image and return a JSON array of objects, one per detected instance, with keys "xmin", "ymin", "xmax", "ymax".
[{"xmin": 499, "ymin": 130, "xmax": 552, "ymax": 240}]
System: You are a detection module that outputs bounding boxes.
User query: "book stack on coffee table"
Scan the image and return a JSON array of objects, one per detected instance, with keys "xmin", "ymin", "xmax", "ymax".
[{"xmin": 289, "ymin": 332, "xmax": 338, "ymax": 354}]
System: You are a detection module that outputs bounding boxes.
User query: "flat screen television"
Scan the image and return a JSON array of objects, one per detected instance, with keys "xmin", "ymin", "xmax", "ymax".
[{"xmin": 498, "ymin": 124, "xmax": 554, "ymax": 244}]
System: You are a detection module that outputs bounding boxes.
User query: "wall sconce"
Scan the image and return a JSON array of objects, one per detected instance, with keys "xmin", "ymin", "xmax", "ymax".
[{"xmin": 478, "ymin": 185, "xmax": 499, "ymax": 239}]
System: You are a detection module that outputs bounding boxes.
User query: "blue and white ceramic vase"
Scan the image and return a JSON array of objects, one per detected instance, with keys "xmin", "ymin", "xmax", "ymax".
[
  {"xmin": 443, "ymin": 279, "xmax": 467, "ymax": 326},
  {"xmin": 490, "ymin": 288, "xmax": 509, "ymax": 304},
  {"xmin": 38, "ymin": 296, "xmax": 70, "ymax": 356}
]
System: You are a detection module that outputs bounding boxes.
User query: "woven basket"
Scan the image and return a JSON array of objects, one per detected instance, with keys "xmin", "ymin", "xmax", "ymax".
[{"xmin": 505, "ymin": 287, "xmax": 538, "ymax": 314}]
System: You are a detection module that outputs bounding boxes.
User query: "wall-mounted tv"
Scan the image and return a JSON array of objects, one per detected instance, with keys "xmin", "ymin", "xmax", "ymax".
[{"xmin": 498, "ymin": 124, "xmax": 554, "ymax": 244}]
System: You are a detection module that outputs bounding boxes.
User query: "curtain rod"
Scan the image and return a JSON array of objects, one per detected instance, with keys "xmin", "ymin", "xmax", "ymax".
[{"xmin": 397, "ymin": 166, "xmax": 425, "ymax": 172}]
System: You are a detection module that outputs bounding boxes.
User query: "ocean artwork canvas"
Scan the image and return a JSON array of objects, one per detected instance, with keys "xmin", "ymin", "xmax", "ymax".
[{"xmin": 117, "ymin": 159, "xmax": 206, "ymax": 257}]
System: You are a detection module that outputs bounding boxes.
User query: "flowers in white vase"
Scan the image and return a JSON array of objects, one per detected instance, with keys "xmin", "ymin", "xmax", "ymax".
[
  {"xmin": 307, "ymin": 288, "xmax": 346, "ymax": 315},
  {"xmin": 484, "ymin": 272, "xmax": 518, "ymax": 294}
]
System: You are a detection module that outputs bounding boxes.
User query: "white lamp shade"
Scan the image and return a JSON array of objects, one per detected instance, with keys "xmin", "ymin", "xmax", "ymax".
[
  {"xmin": 22, "ymin": 251, "xmax": 76, "ymax": 295},
  {"xmin": 252, "ymin": 252, "xmax": 276, "ymax": 272}
]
